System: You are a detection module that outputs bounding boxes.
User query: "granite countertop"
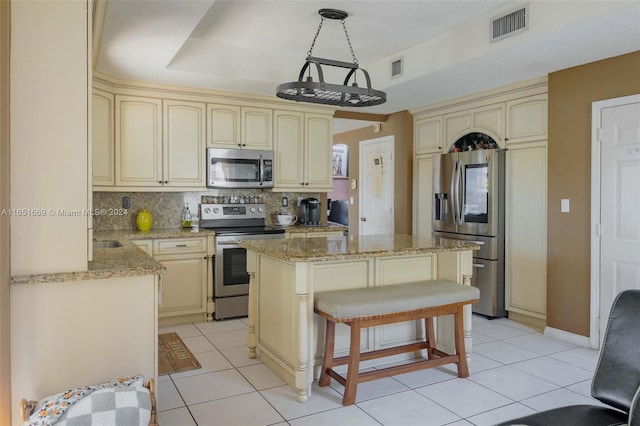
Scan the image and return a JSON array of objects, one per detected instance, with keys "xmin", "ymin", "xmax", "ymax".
[
  {"xmin": 239, "ymin": 234, "xmax": 480, "ymax": 262},
  {"xmin": 284, "ymin": 223, "xmax": 347, "ymax": 233},
  {"xmin": 10, "ymin": 228, "xmax": 214, "ymax": 285}
]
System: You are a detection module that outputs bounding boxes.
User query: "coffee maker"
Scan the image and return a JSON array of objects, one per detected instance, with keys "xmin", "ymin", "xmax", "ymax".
[{"xmin": 300, "ymin": 198, "xmax": 321, "ymax": 225}]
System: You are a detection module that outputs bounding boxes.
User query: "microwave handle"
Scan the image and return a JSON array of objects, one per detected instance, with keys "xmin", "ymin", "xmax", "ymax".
[{"xmin": 259, "ymin": 154, "xmax": 266, "ymax": 186}]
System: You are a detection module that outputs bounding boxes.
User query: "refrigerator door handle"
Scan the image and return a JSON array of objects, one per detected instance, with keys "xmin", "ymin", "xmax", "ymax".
[
  {"xmin": 473, "ymin": 263, "xmax": 486, "ymax": 269},
  {"xmin": 450, "ymin": 160, "xmax": 458, "ymax": 225},
  {"xmin": 455, "ymin": 159, "xmax": 464, "ymax": 225}
]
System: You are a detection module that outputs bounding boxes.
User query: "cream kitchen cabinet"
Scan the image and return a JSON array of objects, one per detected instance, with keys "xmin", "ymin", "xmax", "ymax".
[
  {"xmin": 414, "ymin": 117, "xmax": 443, "ymax": 155},
  {"xmin": 506, "ymin": 94, "xmax": 548, "ymax": 144},
  {"xmin": 505, "ymin": 143, "xmax": 547, "ymax": 319},
  {"xmin": 163, "ymin": 100, "xmax": 206, "ymax": 187},
  {"xmin": 92, "ymin": 89, "xmax": 115, "ymax": 186},
  {"xmin": 132, "ymin": 236, "xmax": 210, "ymax": 324},
  {"xmin": 115, "ymin": 96, "xmax": 205, "ymax": 188},
  {"xmin": 413, "ymin": 155, "xmax": 434, "ymax": 239},
  {"xmin": 153, "ymin": 237, "xmax": 209, "ymax": 322},
  {"xmin": 207, "ymin": 104, "xmax": 272, "ymax": 150},
  {"xmin": 273, "ymin": 111, "xmax": 333, "ymax": 191},
  {"xmin": 444, "ymin": 104, "xmax": 504, "ymax": 148},
  {"xmin": 115, "ymin": 95, "xmax": 163, "ymax": 186}
]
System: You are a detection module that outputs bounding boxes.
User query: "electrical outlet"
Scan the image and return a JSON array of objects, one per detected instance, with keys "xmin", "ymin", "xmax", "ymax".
[
  {"xmin": 351, "ymin": 179, "xmax": 357, "ymax": 189},
  {"xmin": 282, "ymin": 196, "xmax": 288, "ymax": 207},
  {"xmin": 122, "ymin": 196, "xmax": 130, "ymax": 209},
  {"xmin": 297, "ymin": 196, "xmax": 302, "ymax": 206}
]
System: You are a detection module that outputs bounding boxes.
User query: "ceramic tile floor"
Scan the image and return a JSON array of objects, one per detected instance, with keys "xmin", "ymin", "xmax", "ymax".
[{"xmin": 157, "ymin": 315, "xmax": 601, "ymax": 426}]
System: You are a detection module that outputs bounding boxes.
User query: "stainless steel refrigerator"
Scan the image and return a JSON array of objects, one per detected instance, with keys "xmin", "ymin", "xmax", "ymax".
[{"xmin": 432, "ymin": 149, "xmax": 507, "ymax": 317}]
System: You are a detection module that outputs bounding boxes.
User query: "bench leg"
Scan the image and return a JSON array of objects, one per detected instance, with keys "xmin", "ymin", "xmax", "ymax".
[
  {"xmin": 319, "ymin": 319, "xmax": 336, "ymax": 387},
  {"xmin": 343, "ymin": 321, "xmax": 361, "ymax": 406},
  {"xmin": 454, "ymin": 306, "xmax": 469, "ymax": 378},
  {"xmin": 424, "ymin": 316, "xmax": 436, "ymax": 359}
]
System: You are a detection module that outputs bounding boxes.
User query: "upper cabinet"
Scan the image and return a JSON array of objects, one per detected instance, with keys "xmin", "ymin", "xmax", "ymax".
[
  {"xmin": 115, "ymin": 95, "xmax": 205, "ymax": 188},
  {"xmin": 115, "ymin": 95, "xmax": 163, "ymax": 187},
  {"xmin": 506, "ymin": 94, "xmax": 548, "ymax": 144},
  {"xmin": 414, "ymin": 117, "xmax": 443, "ymax": 155},
  {"xmin": 92, "ymin": 89, "xmax": 114, "ymax": 186},
  {"xmin": 92, "ymin": 77, "xmax": 335, "ymax": 191},
  {"xmin": 207, "ymin": 104, "xmax": 272, "ymax": 150},
  {"xmin": 163, "ymin": 100, "xmax": 206, "ymax": 187},
  {"xmin": 444, "ymin": 104, "xmax": 504, "ymax": 149},
  {"xmin": 273, "ymin": 111, "xmax": 333, "ymax": 191}
]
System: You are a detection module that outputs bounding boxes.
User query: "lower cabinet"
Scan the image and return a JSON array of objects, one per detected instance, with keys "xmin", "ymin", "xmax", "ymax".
[
  {"xmin": 133, "ymin": 237, "xmax": 210, "ymax": 323},
  {"xmin": 155, "ymin": 254, "xmax": 207, "ymax": 318}
]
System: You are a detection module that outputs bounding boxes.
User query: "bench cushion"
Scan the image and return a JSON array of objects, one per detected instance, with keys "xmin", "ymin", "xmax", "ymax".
[{"xmin": 314, "ymin": 280, "xmax": 479, "ymax": 320}]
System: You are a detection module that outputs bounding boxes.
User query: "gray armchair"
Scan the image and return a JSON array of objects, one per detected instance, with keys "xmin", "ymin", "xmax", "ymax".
[{"xmin": 495, "ymin": 289, "xmax": 640, "ymax": 426}]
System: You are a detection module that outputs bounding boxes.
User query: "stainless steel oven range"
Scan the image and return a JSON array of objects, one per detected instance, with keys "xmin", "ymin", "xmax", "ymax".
[{"xmin": 200, "ymin": 203, "xmax": 285, "ymax": 320}]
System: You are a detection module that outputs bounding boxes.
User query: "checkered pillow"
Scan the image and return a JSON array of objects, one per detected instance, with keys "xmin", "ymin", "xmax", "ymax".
[{"xmin": 53, "ymin": 385, "xmax": 151, "ymax": 426}]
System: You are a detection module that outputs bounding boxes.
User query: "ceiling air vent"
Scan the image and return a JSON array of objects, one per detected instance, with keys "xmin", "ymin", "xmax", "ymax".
[
  {"xmin": 491, "ymin": 4, "xmax": 528, "ymax": 43},
  {"xmin": 391, "ymin": 57, "xmax": 403, "ymax": 79}
]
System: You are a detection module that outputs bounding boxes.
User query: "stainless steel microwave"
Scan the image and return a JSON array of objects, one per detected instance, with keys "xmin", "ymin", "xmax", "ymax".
[{"xmin": 206, "ymin": 148, "xmax": 274, "ymax": 189}]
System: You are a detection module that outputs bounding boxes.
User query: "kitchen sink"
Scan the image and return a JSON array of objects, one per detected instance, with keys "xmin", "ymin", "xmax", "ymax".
[{"xmin": 93, "ymin": 240, "xmax": 123, "ymax": 249}]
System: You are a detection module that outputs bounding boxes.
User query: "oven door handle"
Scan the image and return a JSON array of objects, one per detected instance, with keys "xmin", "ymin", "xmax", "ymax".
[{"xmin": 216, "ymin": 240, "xmax": 241, "ymax": 246}]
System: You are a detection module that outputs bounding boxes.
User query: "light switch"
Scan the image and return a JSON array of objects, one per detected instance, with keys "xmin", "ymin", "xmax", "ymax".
[
  {"xmin": 350, "ymin": 196, "xmax": 354, "ymax": 205},
  {"xmin": 561, "ymin": 199, "xmax": 570, "ymax": 213}
]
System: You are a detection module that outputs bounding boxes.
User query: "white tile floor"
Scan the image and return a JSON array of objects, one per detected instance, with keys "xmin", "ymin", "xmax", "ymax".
[{"xmin": 157, "ymin": 315, "xmax": 601, "ymax": 426}]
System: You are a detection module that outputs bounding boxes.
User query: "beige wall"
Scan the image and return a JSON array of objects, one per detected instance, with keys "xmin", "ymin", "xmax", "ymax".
[
  {"xmin": 333, "ymin": 111, "xmax": 414, "ymax": 236},
  {"xmin": 0, "ymin": 1, "xmax": 11, "ymax": 424},
  {"xmin": 547, "ymin": 51, "xmax": 640, "ymax": 336}
]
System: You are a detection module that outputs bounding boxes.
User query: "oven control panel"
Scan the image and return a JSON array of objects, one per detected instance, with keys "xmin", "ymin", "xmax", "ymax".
[{"xmin": 200, "ymin": 203, "xmax": 266, "ymax": 220}]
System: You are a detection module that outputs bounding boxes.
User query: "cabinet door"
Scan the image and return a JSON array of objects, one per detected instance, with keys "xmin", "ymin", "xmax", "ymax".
[
  {"xmin": 163, "ymin": 100, "xmax": 206, "ymax": 187},
  {"xmin": 207, "ymin": 104, "xmax": 241, "ymax": 148},
  {"xmin": 242, "ymin": 107, "xmax": 272, "ymax": 149},
  {"xmin": 413, "ymin": 155, "xmax": 433, "ymax": 238},
  {"xmin": 305, "ymin": 114, "xmax": 333, "ymax": 190},
  {"xmin": 473, "ymin": 104, "xmax": 504, "ymax": 141},
  {"xmin": 115, "ymin": 96, "xmax": 163, "ymax": 186},
  {"xmin": 415, "ymin": 117, "xmax": 443, "ymax": 154},
  {"xmin": 273, "ymin": 110, "xmax": 305, "ymax": 189},
  {"xmin": 505, "ymin": 145, "xmax": 547, "ymax": 318},
  {"xmin": 157, "ymin": 254, "xmax": 208, "ymax": 317},
  {"xmin": 506, "ymin": 94, "xmax": 548, "ymax": 144},
  {"xmin": 444, "ymin": 112, "xmax": 471, "ymax": 147},
  {"xmin": 92, "ymin": 89, "xmax": 114, "ymax": 186}
]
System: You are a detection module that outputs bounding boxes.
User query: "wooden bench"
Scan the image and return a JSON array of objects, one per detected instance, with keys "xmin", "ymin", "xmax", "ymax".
[{"xmin": 314, "ymin": 279, "xmax": 479, "ymax": 405}]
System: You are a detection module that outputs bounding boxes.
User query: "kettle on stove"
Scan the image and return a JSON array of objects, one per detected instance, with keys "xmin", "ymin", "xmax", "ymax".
[{"xmin": 300, "ymin": 198, "xmax": 321, "ymax": 225}]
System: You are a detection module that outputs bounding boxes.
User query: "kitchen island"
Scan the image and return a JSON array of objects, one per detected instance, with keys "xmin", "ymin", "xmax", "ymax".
[{"xmin": 240, "ymin": 234, "xmax": 479, "ymax": 402}]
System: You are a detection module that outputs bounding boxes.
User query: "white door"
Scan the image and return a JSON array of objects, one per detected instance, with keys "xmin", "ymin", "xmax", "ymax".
[
  {"xmin": 592, "ymin": 95, "xmax": 640, "ymax": 347},
  {"xmin": 359, "ymin": 136, "xmax": 394, "ymax": 235}
]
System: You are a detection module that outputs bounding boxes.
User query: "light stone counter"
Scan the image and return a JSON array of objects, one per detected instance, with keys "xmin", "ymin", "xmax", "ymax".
[
  {"xmin": 242, "ymin": 234, "xmax": 478, "ymax": 402},
  {"xmin": 239, "ymin": 234, "xmax": 478, "ymax": 262},
  {"xmin": 10, "ymin": 228, "xmax": 214, "ymax": 285},
  {"xmin": 283, "ymin": 222, "xmax": 347, "ymax": 235}
]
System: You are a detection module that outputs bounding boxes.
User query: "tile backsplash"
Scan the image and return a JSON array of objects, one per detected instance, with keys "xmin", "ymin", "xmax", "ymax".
[{"xmin": 92, "ymin": 190, "xmax": 324, "ymax": 231}]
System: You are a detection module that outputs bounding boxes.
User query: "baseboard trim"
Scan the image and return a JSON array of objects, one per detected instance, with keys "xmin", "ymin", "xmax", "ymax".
[{"xmin": 544, "ymin": 326, "xmax": 593, "ymax": 348}]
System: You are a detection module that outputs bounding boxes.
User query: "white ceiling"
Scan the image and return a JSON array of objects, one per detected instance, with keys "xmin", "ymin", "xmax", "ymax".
[{"xmin": 96, "ymin": 0, "xmax": 640, "ymax": 128}]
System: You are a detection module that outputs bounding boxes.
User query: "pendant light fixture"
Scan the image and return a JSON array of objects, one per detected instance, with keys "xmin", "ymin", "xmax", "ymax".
[{"xmin": 276, "ymin": 9, "xmax": 386, "ymax": 108}]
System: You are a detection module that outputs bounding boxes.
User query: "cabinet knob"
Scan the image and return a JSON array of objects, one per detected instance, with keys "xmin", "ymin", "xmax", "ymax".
[
  {"xmin": 158, "ymin": 180, "xmax": 162, "ymax": 184},
  {"xmin": 360, "ymin": 217, "xmax": 367, "ymax": 222},
  {"xmin": 164, "ymin": 180, "xmax": 168, "ymax": 184}
]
